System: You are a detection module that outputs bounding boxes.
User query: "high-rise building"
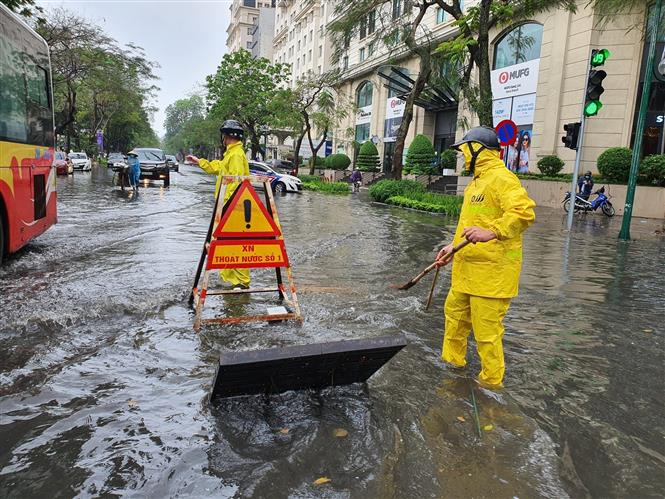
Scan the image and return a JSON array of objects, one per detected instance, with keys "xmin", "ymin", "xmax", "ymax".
[
  {"xmin": 227, "ymin": 0, "xmax": 275, "ymax": 56},
  {"xmin": 273, "ymin": 0, "xmax": 333, "ymax": 87}
]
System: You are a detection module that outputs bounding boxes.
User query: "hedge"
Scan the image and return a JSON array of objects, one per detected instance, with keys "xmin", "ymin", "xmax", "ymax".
[
  {"xmin": 641, "ymin": 154, "xmax": 665, "ymax": 186},
  {"xmin": 537, "ymin": 155, "xmax": 565, "ymax": 176},
  {"xmin": 368, "ymin": 179, "xmax": 425, "ymax": 202},
  {"xmin": 404, "ymin": 134, "xmax": 435, "ymax": 175},
  {"xmin": 356, "ymin": 141, "xmax": 381, "ymax": 172},
  {"xmin": 386, "ymin": 195, "xmax": 463, "ymax": 215},
  {"xmin": 597, "ymin": 147, "xmax": 633, "ymax": 182},
  {"xmin": 440, "ymin": 149, "xmax": 457, "ymax": 171},
  {"xmin": 301, "ymin": 180, "xmax": 350, "ymax": 195},
  {"xmin": 324, "ymin": 153, "xmax": 351, "ymax": 170}
]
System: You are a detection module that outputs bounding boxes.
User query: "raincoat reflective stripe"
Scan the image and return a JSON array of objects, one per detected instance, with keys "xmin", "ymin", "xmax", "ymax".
[
  {"xmin": 199, "ymin": 142, "xmax": 251, "ymax": 287},
  {"xmin": 451, "ymin": 148, "xmax": 536, "ymax": 298}
]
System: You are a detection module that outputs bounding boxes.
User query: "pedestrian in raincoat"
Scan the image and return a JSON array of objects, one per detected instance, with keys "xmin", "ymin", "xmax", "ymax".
[
  {"xmin": 127, "ymin": 151, "xmax": 141, "ymax": 191},
  {"xmin": 186, "ymin": 120, "xmax": 251, "ymax": 289},
  {"xmin": 436, "ymin": 126, "xmax": 536, "ymax": 389}
]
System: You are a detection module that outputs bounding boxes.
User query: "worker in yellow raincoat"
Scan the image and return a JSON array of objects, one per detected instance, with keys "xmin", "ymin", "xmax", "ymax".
[
  {"xmin": 436, "ymin": 126, "xmax": 535, "ymax": 389},
  {"xmin": 186, "ymin": 120, "xmax": 251, "ymax": 289}
]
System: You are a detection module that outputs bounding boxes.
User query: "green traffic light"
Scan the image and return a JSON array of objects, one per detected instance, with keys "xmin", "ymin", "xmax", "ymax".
[
  {"xmin": 591, "ymin": 48, "xmax": 611, "ymax": 67},
  {"xmin": 584, "ymin": 100, "xmax": 603, "ymax": 117}
]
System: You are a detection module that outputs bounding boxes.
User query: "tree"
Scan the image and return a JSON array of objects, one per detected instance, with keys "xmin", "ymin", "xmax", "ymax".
[
  {"xmin": 1, "ymin": 0, "xmax": 43, "ymax": 20},
  {"xmin": 164, "ymin": 95, "xmax": 205, "ymax": 140},
  {"xmin": 404, "ymin": 134, "xmax": 436, "ymax": 175},
  {"xmin": 36, "ymin": 8, "xmax": 158, "ymax": 153},
  {"xmin": 206, "ymin": 50, "xmax": 290, "ymax": 159},
  {"xmin": 329, "ymin": 0, "xmax": 576, "ymax": 179},
  {"xmin": 356, "ymin": 141, "xmax": 381, "ymax": 172}
]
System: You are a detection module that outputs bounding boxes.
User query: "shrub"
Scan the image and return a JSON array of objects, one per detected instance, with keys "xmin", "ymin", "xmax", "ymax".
[
  {"xmin": 301, "ymin": 180, "xmax": 350, "ymax": 194},
  {"xmin": 356, "ymin": 141, "xmax": 380, "ymax": 172},
  {"xmin": 404, "ymin": 134, "xmax": 436, "ymax": 175},
  {"xmin": 597, "ymin": 147, "xmax": 633, "ymax": 182},
  {"xmin": 641, "ymin": 154, "xmax": 665, "ymax": 186},
  {"xmin": 313, "ymin": 155, "xmax": 326, "ymax": 167},
  {"xmin": 537, "ymin": 155, "xmax": 565, "ymax": 176},
  {"xmin": 298, "ymin": 174, "xmax": 321, "ymax": 183},
  {"xmin": 440, "ymin": 149, "xmax": 457, "ymax": 172},
  {"xmin": 324, "ymin": 153, "xmax": 351, "ymax": 170},
  {"xmin": 386, "ymin": 194, "xmax": 463, "ymax": 215},
  {"xmin": 368, "ymin": 179, "xmax": 424, "ymax": 202}
]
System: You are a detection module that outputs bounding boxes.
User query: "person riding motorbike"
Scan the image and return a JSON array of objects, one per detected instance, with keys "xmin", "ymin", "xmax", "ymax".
[
  {"xmin": 435, "ymin": 126, "xmax": 536, "ymax": 389},
  {"xmin": 350, "ymin": 168, "xmax": 362, "ymax": 192},
  {"xmin": 186, "ymin": 120, "xmax": 251, "ymax": 289},
  {"xmin": 578, "ymin": 171, "xmax": 594, "ymax": 200},
  {"xmin": 127, "ymin": 151, "xmax": 141, "ymax": 191}
]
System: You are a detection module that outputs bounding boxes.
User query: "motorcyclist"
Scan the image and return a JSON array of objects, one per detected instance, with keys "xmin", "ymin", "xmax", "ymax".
[
  {"xmin": 186, "ymin": 120, "xmax": 251, "ymax": 290},
  {"xmin": 127, "ymin": 151, "xmax": 141, "ymax": 191},
  {"xmin": 350, "ymin": 168, "xmax": 362, "ymax": 192},
  {"xmin": 435, "ymin": 126, "xmax": 536, "ymax": 389},
  {"xmin": 578, "ymin": 171, "xmax": 594, "ymax": 200}
]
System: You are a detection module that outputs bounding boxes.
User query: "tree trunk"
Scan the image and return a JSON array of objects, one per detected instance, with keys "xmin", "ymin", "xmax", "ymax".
[
  {"xmin": 293, "ymin": 131, "xmax": 305, "ymax": 176},
  {"xmin": 391, "ymin": 53, "xmax": 432, "ymax": 180},
  {"xmin": 476, "ymin": 0, "xmax": 493, "ymax": 127},
  {"xmin": 307, "ymin": 126, "xmax": 328, "ymax": 175}
]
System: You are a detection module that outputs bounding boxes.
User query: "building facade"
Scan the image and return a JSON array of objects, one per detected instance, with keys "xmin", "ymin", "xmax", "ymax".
[
  {"xmin": 250, "ymin": 8, "xmax": 276, "ymax": 60},
  {"xmin": 273, "ymin": 0, "xmax": 334, "ymax": 87},
  {"xmin": 330, "ymin": 1, "xmax": 659, "ymax": 174},
  {"xmin": 227, "ymin": 0, "xmax": 276, "ymax": 55}
]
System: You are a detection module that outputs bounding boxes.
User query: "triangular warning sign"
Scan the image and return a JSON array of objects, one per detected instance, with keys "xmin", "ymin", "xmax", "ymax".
[{"xmin": 213, "ymin": 180, "xmax": 282, "ymax": 238}]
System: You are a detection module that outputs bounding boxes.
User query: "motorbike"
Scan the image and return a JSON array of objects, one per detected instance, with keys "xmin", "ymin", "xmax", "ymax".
[{"xmin": 563, "ymin": 186, "xmax": 615, "ymax": 217}]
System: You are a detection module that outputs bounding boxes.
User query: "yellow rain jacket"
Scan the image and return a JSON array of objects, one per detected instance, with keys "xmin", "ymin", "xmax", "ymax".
[
  {"xmin": 451, "ymin": 148, "xmax": 536, "ymax": 298},
  {"xmin": 198, "ymin": 141, "xmax": 251, "ymax": 287}
]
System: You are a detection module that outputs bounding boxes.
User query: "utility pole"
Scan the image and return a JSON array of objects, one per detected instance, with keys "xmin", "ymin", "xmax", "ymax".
[{"xmin": 619, "ymin": 0, "xmax": 662, "ymax": 240}]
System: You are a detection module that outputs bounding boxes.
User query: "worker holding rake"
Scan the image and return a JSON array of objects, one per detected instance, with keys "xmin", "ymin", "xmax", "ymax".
[{"xmin": 436, "ymin": 126, "xmax": 535, "ymax": 389}]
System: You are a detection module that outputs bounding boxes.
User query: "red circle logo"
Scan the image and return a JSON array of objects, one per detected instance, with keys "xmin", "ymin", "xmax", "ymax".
[{"xmin": 499, "ymin": 72, "xmax": 509, "ymax": 84}]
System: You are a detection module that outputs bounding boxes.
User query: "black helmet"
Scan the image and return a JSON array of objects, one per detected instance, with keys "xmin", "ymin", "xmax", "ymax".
[
  {"xmin": 451, "ymin": 126, "xmax": 501, "ymax": 151},
  {"xmin": 220, "ymin": 119, "xmax": 244, "ymax": 139}
]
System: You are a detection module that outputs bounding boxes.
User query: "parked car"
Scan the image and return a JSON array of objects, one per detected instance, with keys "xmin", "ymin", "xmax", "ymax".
[
  {"xmin": 135, "ymin": 148, "xmax": 170, "ymax": 187},
  {"xmin": 165, "ymin": 154, "xmax": 179, "ymax": 172},
  {"xmin": 54, "ymin": 151, "xmax": 73, "ymax": 175},
  {"xmin": 69, "ymin": 152, "xmax": 91, "ymax": 171},
  {"xmin": 249, "ymin": 161, "xmax": 302, "ymax": 193},
  {"xmin": 107, "ymin": 152, "xmax": 126, "ymax": 170},
  {"xmin": 268, "ymin": 158, "xmax": 296, "ymax": 175}
]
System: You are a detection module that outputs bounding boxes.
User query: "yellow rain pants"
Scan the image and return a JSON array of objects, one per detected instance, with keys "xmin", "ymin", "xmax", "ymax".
[
  {"xmin": 442, "ymin": 143, "xmax": 535, "ymax": 387},
  {"xmin": 199, "ymin": 141, "xmax": 251, "ymax": 287},
  {"xmin": 443, "ymin": 290, "xmax": 511, "ymax": 386}
]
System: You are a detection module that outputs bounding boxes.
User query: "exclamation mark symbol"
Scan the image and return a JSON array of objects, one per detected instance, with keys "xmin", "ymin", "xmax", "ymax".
[{"xmin": 244, "ymin": 200, "xmax": 251, "ymax": 229}]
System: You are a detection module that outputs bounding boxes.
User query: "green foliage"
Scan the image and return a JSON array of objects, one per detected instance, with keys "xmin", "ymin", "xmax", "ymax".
[
  {"xmin": 386, "ymin": 194, "xmax": 463, "ymax": 215},
  {"xmin": 356, "ymin": 141, "xmax": 380, "ymax": 172},
  {"xmin": 301, "ymin": 180, "xmax": 350, "ymax": 195},
  {"xmin": 206, "ymin": 49, "xmax": 290, "ymax": 157},
  {"xmin": 537, "ymin": 155, "xmax": 565, "ymax": 176},
  {"xmin": 324, "ymin": 153, "xmax": 351, "ymax": 170},
  {"xmin": 640, "ymin": 155, "xmax": 665, "ymax": 187},
  {"xmin": 298, "ymin": 174, "xmax": 321, "ymax": 183},
  {"xmin": 164, "ymin": 96, "xmax": 205, "ymax": 140},
  {"xmin": 440, "ymin": 149, "xmax": 458, "ymax": 171},
  {"xmin": 368, "ymin": 179, "xmax": 425, "ymax": 203},
  {"xmin": 404, "ymin": 134, "xmax": 436, "ymax": 175},
  {"xmin": 2, "ymin": 0, "xmax": 44, "ymax": 20},
  {"xmin": 597, "ymin": 147, "xmax": 633, "ymax": 182},
  {"xmin": 314, "ymin": 155, "xmax": 326, "ymax": 167}
]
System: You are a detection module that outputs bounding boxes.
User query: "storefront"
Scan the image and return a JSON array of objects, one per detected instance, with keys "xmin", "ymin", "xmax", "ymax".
[
  {"xmin": 631, "ymin": 21, "xmax": 665, "ymax": 158},
  {"xmin": 491, "ymin": 22, "xmax": 543, "ymax": 173}
]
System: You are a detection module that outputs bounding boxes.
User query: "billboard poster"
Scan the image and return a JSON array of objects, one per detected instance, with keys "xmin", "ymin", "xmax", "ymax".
[
  {"xmin": 356, "ymin": 105, "xmax": 372, "ymax": 125},
  {"xmin": 504, "ymin": 127, "xmax": 533, "ymax": 173},
  {"xmin": 492, "ymin": 98, "xmax": 512, "ymax": 126},
  {"xmin": 491, "ymin": 59, "xmax": 540, "ymax": 99},
  {"xmin": 512, "ymin": 93, "xmax": 536, "ymax": 125},
  {"xmin": 384, "ymin": 97, "xmax": 405, "ymax": 142}
]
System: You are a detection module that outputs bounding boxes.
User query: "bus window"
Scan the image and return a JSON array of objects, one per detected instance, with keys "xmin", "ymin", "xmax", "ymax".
[
  {"xmin": 0, "ymin": 35, "xmax": 28, "ymax": 142},
  {"xmin": 27, "ymin": 64, "xmax": 49, "ymax": 108}
]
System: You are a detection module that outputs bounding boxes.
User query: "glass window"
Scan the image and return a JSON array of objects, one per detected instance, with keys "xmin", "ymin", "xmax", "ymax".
[
  {"xmin": 342, "ymin": 56, "xmax": 349, "ymax": 70},
  {"xmin": 368, "ymin": 10, "xmax": 376, "ymax": 34},
  {"xmin": 355, "ymin": 123, "xmax": 370, "ymax": 142},
  {"xmin": 368, "ymin": 41, "xmax": 375, "ymax": 56},
  {"xmin": 436, "ymin": 7, "xmax": 445, "ymax": 23},
  {"xmin": 0, "ymin": 35, "xmax": 28, "ymax": 142},
  {"xmin": 493, "ymin": 23, "xmax": 544, "ymax": 70},
  {"xmin": 359, "ymin": 47, "xmax": 366, "ymax": 62},
  {"xmin": 308, "ymin": 49, "xmax": 312, "ymax": 61},
  {"xmin": 357, "ymin": 81, "xmax": 373, "ymax": 107},
  {"xmin": 319, "ymin": 45, "xmax": 322, "ymax": 57},
  {"xmin": 392, "ymin": 0, "xmax": 402, "ymax": 19},
  {"xmin": 360, "ymin": 18, "xmax": 367, "ymax": 40}
]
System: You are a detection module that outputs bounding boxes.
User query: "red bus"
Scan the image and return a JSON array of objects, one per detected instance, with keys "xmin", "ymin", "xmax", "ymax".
[{"xmin": 0, "ymin": 3, "xmax": 57, "ymax": 262}]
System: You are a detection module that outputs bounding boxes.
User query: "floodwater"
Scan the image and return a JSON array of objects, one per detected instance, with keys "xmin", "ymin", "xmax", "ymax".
[{"xmin": 1, "ymin": 164, "xmax": 663, "ymax": 498}]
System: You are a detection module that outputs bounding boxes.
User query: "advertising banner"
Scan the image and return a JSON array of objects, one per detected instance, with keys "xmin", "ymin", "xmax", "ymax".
[
  {"xmin": 512, "ymin": 93, "xmax": 536, "ymax": 125},
  {"xmin": 492, "ymin": 98, "xmax": 512, "ymax": 126},
  {"xmin": 384, "ymin": 97, "xmax": 405, "ymax": 142},
  {"xmin": 356, "ymin": 105, "xmax": 372, "ymax": 125},
  {"xmin": 491, "ymin": 59, "xmax": 540, "ymax": 100}
]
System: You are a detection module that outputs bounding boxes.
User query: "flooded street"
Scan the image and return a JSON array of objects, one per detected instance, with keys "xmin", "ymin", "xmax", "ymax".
[{"xmin": 1, "ymin": 165, "xmax": 663, "ymax": 498}]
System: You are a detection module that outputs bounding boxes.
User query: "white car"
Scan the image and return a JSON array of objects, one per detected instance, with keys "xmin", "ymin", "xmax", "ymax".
[
  {"xmin": 249, "ymin": 161, "xmax": 302, "ymax": 193},
  {"xmin": 69, "ymin": 152, "xmax": 91, "ymax": 171}
]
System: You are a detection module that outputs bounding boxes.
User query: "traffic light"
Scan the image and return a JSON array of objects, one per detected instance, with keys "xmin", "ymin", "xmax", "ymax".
[
  {"xmin": 584, "ymin": 49, "xmax": 610, "ymax": 117},
  {"xmin": 562, "ymin": 122, "xmax": 581, "ymax": 150}
]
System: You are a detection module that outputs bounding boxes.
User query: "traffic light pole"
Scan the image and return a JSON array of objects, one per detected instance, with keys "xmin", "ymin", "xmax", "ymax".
[
  {"xmin": 619, "ymin": 0, "xmax": 662, "ymax": 241},
  {"xmin": 566, "ymin": 115, "xmax": 587, "ymax": 230}
]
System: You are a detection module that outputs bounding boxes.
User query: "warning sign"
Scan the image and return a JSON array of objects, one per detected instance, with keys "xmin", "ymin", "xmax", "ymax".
[
  {"xmin": 207, "ymin": 239, "xmax": 289, "ymax": 269},
  {"xmin": 213, "ymin": 180, "xmax": 281, "ymax": 238}
]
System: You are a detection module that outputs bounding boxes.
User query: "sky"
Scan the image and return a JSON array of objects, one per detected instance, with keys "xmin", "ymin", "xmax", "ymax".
[{"xmin": 37, "ymin": 0, "xmax": 233, "ymax": 137}]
